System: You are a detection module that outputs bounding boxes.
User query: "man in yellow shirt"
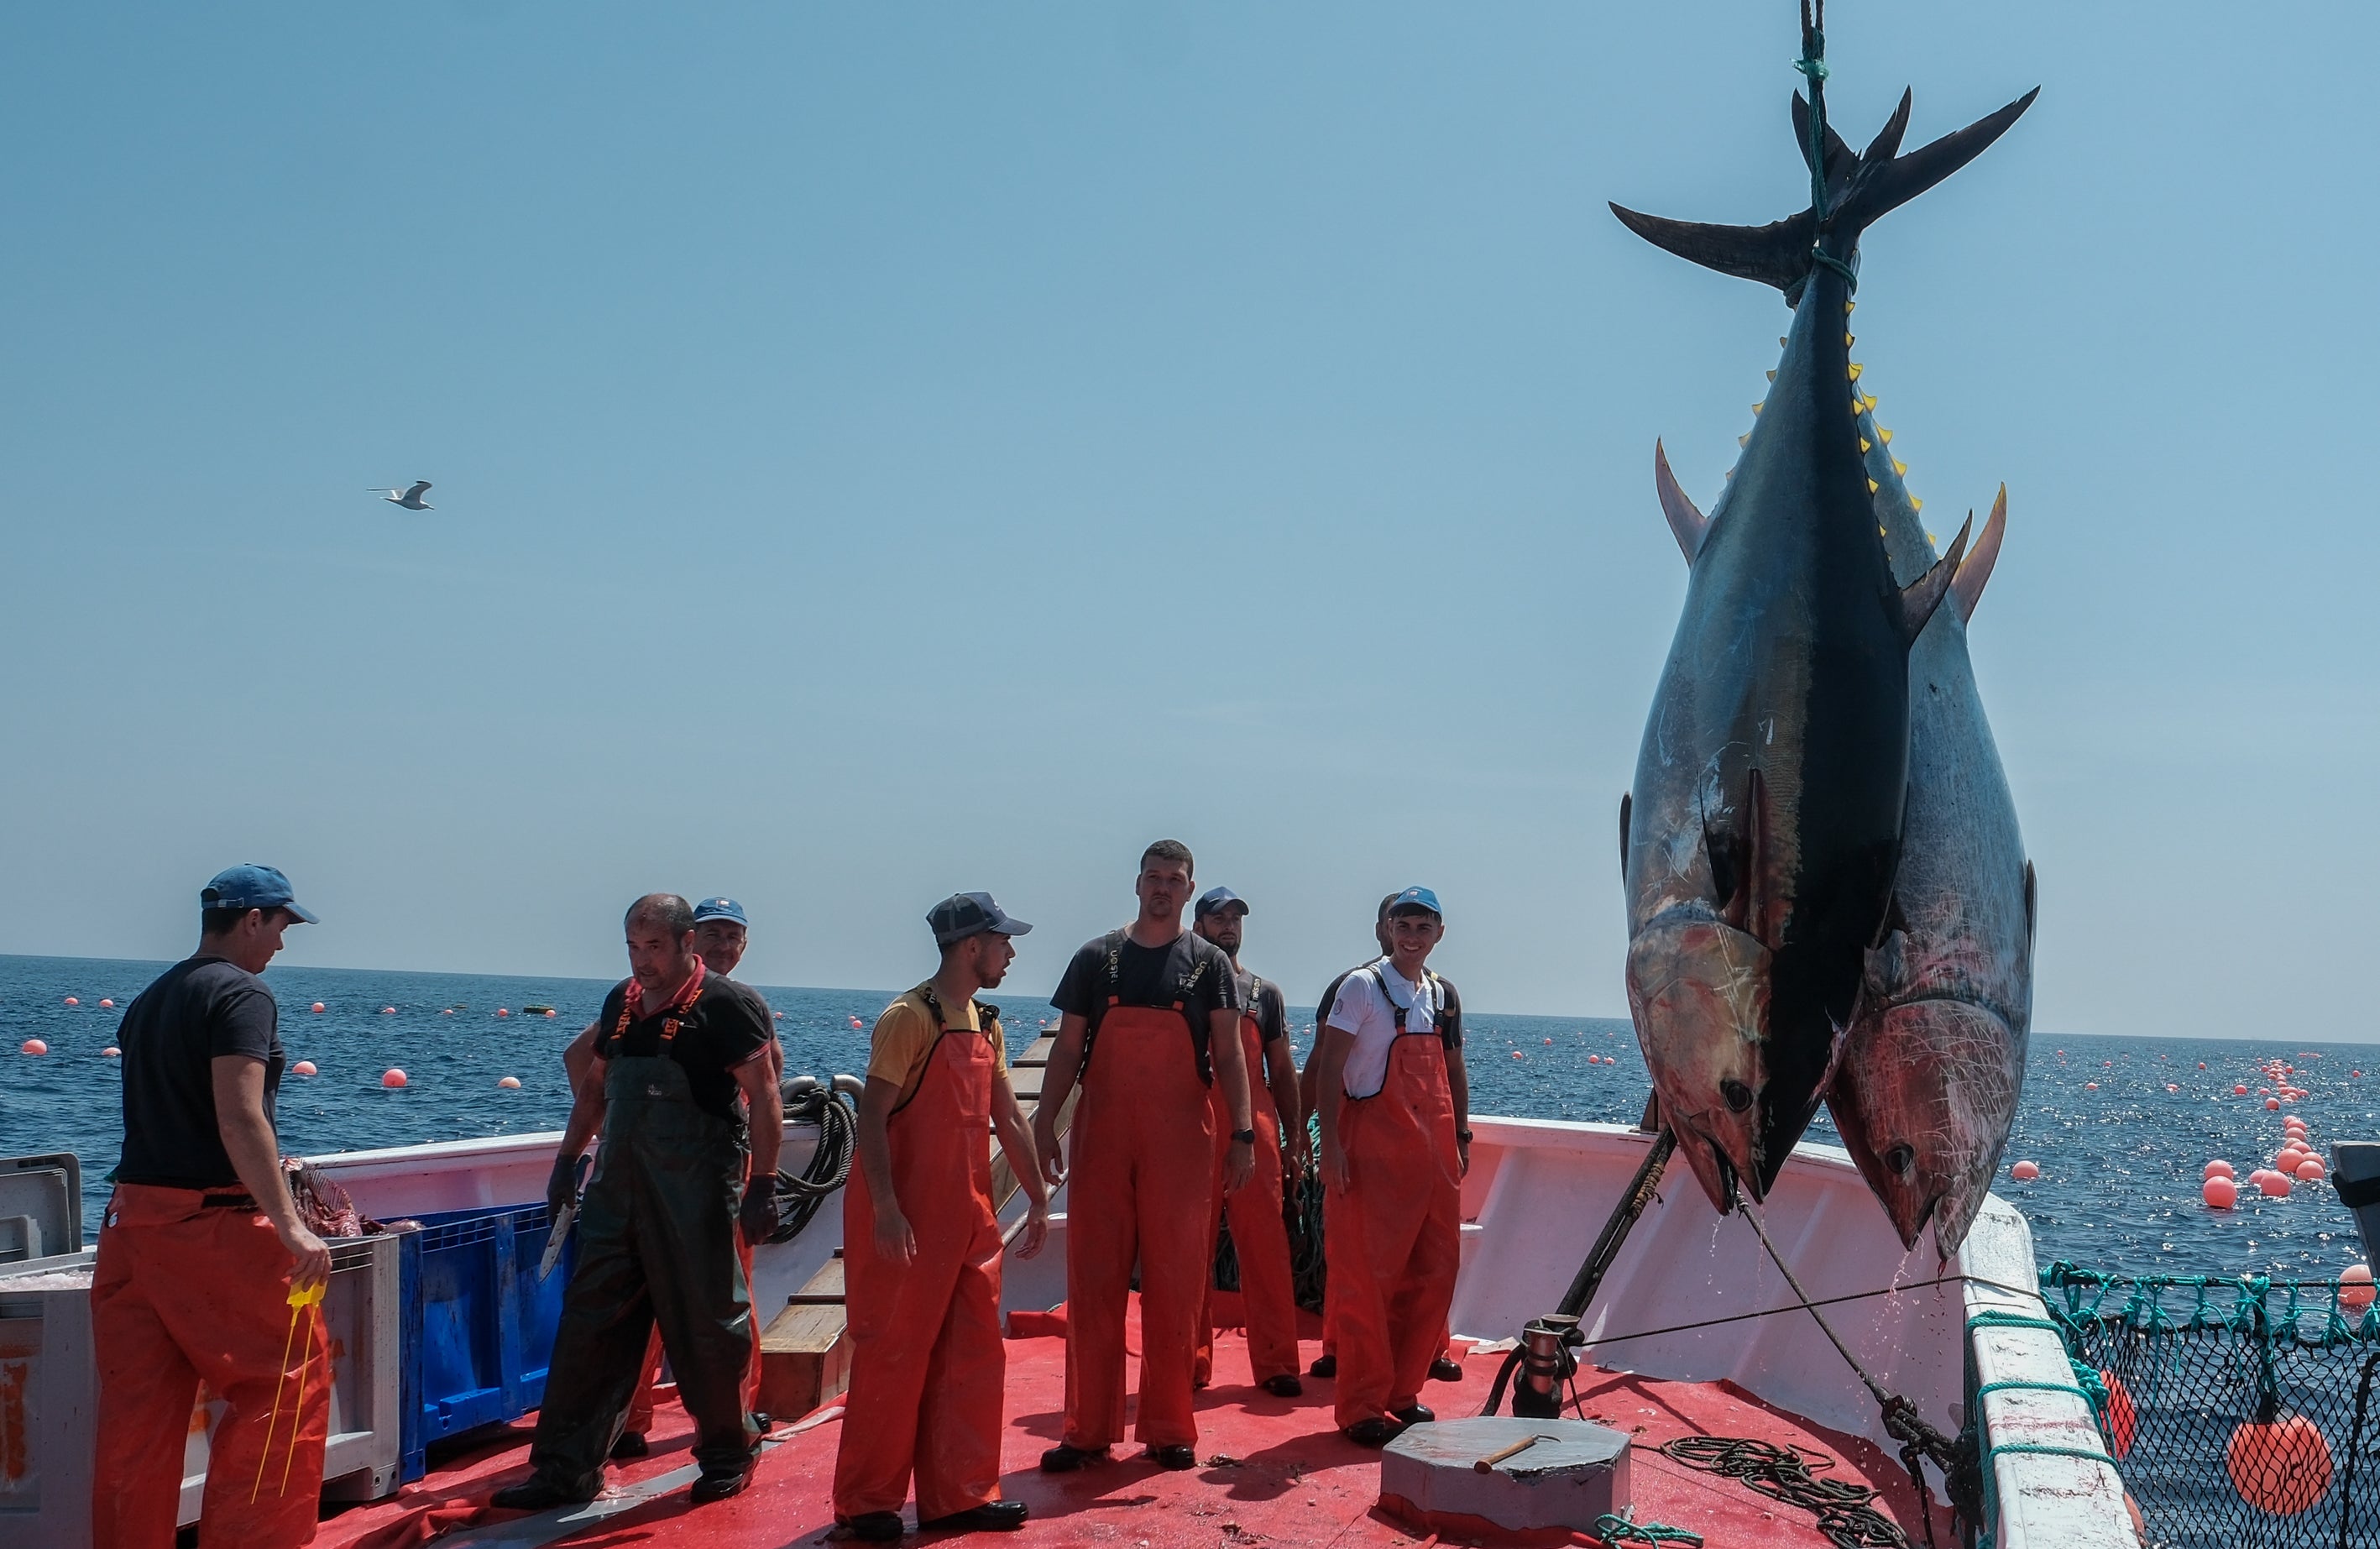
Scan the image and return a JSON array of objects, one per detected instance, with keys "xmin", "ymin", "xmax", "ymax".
[{"xmin": 834, "ymin": 892, "xmax": 1049, "ymax": 1540}]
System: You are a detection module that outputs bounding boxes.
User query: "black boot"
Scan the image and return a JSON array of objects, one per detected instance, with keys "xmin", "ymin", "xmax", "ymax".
[
  {"xmin": 920, "ymin": 1501, "xmax": 1030, "ymax": 1533},
  {"xmin": 491, "ymin": 1476, "xmax": 595, "ymax": 1511},
  {"xmin": 845, "ymin": 1510, "xmax": 906, "ymax": 1541},
  {"xmin": 1038, "ymin": 1442, "xmax": 1110, "ymax": 1473}
]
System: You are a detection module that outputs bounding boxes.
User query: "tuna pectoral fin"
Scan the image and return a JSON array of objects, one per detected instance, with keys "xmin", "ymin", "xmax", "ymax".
[
  {"xmin": 1949, "ymin": 485, "xmax": 2008, "ymax": 625},
  {"xmin": 1897, "ymin": 515, "xmax": 1973, "ymax": 643},
  {"xmin": 1654, "ymin": 441, "xmax": 1709, "ymax": 562},
  {"xmin": 1619, "ymin": 793, "xmax": 1632, "ymax": 887},
  {"xmin": 1608, "ymin": 203, "xmax": 1817, "ymax": 295}
]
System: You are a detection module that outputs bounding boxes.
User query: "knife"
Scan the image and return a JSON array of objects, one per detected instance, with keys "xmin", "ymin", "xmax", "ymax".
[{"xmin": 538, "ymin": 1154, "xmax": 593, "ymax": 1280}]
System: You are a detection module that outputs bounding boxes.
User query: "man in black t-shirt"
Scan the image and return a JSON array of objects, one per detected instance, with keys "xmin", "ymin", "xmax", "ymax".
[
  {"xmin": 1032, "ymin": 840, "xmax": 1255, "ymax": 1473},
  {"xmin": 91, "ymin": 865, "xmax": 330, "ymax": 1549},
  {"xmin": 494, "ymin": 894, "xmax": 785, "ymax": 1510}
]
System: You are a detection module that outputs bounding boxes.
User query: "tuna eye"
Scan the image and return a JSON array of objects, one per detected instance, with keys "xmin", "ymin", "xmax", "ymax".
[
  {"xmin": 1885, "ymin": 1143, "xmax": 1916, "ymax": 1175},
  {"xmin": 1720, "ymin": 1079, "xmax": 1755, "ymax": 1113}
]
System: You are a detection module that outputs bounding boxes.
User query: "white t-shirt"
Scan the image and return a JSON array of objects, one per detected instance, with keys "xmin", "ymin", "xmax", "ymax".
[{"xmin": 1325, "ymin": 960, "xmax": 1441, "ymax": 1100}]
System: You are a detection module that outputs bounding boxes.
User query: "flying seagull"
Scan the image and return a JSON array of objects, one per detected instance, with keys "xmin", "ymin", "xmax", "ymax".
[{"xmin": 370, "ymin": 481, "xmax": 434, "ymax": 510}]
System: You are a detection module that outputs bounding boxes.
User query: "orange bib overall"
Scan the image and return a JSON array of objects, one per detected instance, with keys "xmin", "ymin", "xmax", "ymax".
[
  {"xmin": 1195, "ymin": 1008, "xmax": 1300, "ymax": 1386},
  {"xmin": 1324, "ymin": 1001, "xmax": 1462, "ymax": 1430},
  {"xmin": 1063, "ymin": 1002, "xmax": 1217, "ymax": 1451},
  {"xmin": 834, "ymin": 996, "xmax": 1008, "ymax": 1521},
  {"xmin": 91, "ymin": 1185, "xmax": 332, "ymax": 1549}
]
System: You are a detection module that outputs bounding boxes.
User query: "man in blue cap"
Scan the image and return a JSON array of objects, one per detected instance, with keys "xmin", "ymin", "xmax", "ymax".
[
  {"xmin": 1310, "ymin": 887, "xmax": 1471, "ymax": 1447},
  {"xmin": 92, "ymin": 866, "xmax": 332, "ymax": 1549}
]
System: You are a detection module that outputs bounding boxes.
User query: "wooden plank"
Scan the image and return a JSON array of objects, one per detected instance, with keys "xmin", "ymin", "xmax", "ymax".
[{"xmin": 758, "ymin": 1254, "xmax": 850, "ymax": 1417}]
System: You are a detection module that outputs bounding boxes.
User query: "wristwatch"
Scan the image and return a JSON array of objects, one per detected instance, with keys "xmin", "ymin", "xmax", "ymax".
[
  {"xmin": 1455, "ymin": 1129, "xmax": 1474, "ymax": 1143},
  {"xmin": 1231, "ymin": 1128, "xmax": 1258, "ymax": 1145}
]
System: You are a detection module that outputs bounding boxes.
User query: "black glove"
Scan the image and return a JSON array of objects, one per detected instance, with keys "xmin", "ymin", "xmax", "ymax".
[
  {"xmin": 738, "ymin": 1183, "xmax": 778, "ymax": 1243},
  {"xmin": 547, "ymin": 1153, "xmax": 579, "ymax": 1217}
]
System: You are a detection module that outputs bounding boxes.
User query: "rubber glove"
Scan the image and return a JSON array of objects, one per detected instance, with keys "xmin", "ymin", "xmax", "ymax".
[
  {"xmin": 738, "ymin": 1183, "xmax": 778, "ymax": 1244},
  {"xmin": 547, "ymin": 1153, "xmax": 579, "ymax": 1217}
]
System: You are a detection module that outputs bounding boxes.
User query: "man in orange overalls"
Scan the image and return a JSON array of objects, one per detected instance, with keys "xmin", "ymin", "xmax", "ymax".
[
  {"xmin": 1032, "ymin": 840, "xmax": 1257, "ymax": 1472},
  {"xmin": 1189, "ymin": 886, "xmax": 1306, "ymax": 1396},
  {"xmin": 92, "ymin": 865, "xmax": 331, "ymax": 1548},
  {"xmin": 834, "ymin": 892, "xmax": 1049, "ymax": 1541},
  {"xmin": 1312, "ymin": 887, "xmax": 1472, "ymax": 1447}
]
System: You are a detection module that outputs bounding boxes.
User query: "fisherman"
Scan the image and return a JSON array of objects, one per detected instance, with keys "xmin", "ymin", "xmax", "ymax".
[
  {"xmin": 1189, "ymin": 886, "xmax": 1306, "ymax": 1396},
  {"xmin": 92, "ymin": 865, "xmax": 331, "ymax": 1549},
  {"xmin": 834, "ymin": 893, "xmax": 1052, "ymax": 1541},
  {"xmin": 494, "ymin": 894, "xmax": 784, "ymax": 1509},
  {"xmin": 1032, "ymin": 840, "xmax": 1257, "ymax": 1472},
  {"xmin": 1312, "ymin": 887, "xmax": 1472, "ymax": 1446},
  {"xmin": 578, "ymin": 895, "xmax": 782, "ymax": 1458}
]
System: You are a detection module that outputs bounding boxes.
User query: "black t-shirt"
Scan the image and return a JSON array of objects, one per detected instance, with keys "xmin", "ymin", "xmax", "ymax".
[
  {"xmin": 1316, "ymin": 960, "xmax": 1465, "ymax": 1049},
  {"xmin": 1052, "ymin": 929, "xmax": 1242, "ymax": 1076},
  {"xmin": 1239, "ymin": 970, "xmax": 1288, "ymax": 1046},
  {"xmin": 114, "ymin": 956, "xmax": 283, "ymax": 1191},
  {"xmin": 596, "ymin": 972, "xmax": 772, "ymax": 1120}
]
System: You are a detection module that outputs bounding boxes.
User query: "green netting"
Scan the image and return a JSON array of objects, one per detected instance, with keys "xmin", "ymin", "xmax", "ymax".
[
  {"xmin": 2032, "ymin": 1263, "xmax": 2380, "ymax": 1549},
  {"xmin": 1211, "ymin": 1112, "xmax": 1329, "ymax": 1308}
]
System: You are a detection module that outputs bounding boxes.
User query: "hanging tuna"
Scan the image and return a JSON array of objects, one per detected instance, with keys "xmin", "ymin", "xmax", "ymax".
[{"xmin": 1614, "ymin": 48, "xmax": 2036, "ymax": 1211}]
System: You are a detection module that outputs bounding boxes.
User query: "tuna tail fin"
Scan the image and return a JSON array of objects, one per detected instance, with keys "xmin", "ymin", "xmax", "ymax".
[
  {"xmin": 1949, "ymin": 484, "xmax": 2008, "ymax": 623},
  {"xmin": 1610, "ymin": 86, "xmax": 2037, "ymax": 301},
  {"xmin": 1898, "ymin": 514, "xmax": 1973, "ymax": 643},
  {"xmin": 1653, "ymin": 440, "xmax": 1709, "ymax": 562}
]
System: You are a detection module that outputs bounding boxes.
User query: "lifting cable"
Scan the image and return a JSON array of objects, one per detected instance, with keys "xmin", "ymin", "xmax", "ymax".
[{"xmin": 767, "ymin": 1079, "xmax": 858, "ymax": 1243}]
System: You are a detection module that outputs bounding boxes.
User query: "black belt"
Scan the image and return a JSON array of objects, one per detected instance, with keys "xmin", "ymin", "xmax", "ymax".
[{"xmin": 200, "ymin": 1191, "xmax": 259, "ymax": 1210}]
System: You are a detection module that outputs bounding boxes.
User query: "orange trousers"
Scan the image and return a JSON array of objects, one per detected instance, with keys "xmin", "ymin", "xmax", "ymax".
[
  {"xmin": 1064, "ymin": 1007, "xmax": 1216, "ymax": 1451},
  {"xmin": 91, "ymin": 1185, "xmax": 330, "ymax": 1548},
  {"xmin": 1195, "ymin": 1078, "xmax": 1300, "ymax": 1386}
]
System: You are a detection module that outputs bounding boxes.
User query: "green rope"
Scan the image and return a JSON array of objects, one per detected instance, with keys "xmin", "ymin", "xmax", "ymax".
[
  {"xmin": 1792, "ymin": 0, "xmax": 1857, "ymax": 295},
  {"xmin": 1593, "ymin": 1505, "xmax": 1703, "ymax": 1546}
]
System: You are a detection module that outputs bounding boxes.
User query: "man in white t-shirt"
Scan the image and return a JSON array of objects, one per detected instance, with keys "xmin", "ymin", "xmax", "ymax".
[{"xmin": 1312, "ymin": 887, "xmax": 1471, "ymax": 1446}]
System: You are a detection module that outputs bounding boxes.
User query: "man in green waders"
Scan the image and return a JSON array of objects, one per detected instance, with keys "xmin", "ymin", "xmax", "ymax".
[{"xmin": 495, "ymin": 893, "xmax": 785, "ymax": 1508}]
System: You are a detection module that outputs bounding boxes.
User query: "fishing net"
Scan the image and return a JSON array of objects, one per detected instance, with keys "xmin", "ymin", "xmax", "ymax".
[
  {"xmin": 1211, "ymin": 1113, "xmax": 1331, "ymax": 1309},
  {"xmin": 2037, "ymin": 1263, "xmax": 2380, "ymax": 1549}
]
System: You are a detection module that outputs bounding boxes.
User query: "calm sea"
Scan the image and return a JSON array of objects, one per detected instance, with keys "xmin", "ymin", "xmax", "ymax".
[{"xmin": 4, "ymin": 953, "xmax": 2373, "ymax": 1282}]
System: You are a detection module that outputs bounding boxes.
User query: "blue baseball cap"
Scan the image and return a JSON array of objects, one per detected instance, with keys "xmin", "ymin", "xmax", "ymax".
[
  {"xmin": 692, "ymin": 897, "xmax": 748, "ymax": 927},
  {"xmin": 928, "ymin": 892, "xmax": 1033, "ymax": 946},
  {"xmin": 1386, "ymin": 886, "xmax": 1442, "ymax": 918},
  {"xmin": 1195, "ymin": 886, "xmax": 1249, "ymax": 918},
  {"xmin": 201, "ymin": 865, "xmax": 318, "ymax": 924}
]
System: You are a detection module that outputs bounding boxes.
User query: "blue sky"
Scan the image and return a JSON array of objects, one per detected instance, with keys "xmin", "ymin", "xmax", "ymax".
[{"xmin": 4, "ymin": 4, "xmax": 2373, "ymax": 1039}]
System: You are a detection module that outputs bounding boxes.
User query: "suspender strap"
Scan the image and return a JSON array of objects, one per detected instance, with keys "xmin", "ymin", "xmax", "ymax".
[{"xmin": 607, "ymin": 961, "xmax": 708, "ymax": 1056}]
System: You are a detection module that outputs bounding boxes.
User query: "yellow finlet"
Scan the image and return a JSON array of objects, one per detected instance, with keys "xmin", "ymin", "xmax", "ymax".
[
  {"xmin": 1752, "ymin": 401, "xmax": 1762, "ymax": 414},
  {"xmin": 1766, "ymin": 369, "xmax": 1776, "ymax": 382},
  {"xmin": 1927, "ymin": 531, "xmax": 1938, "ymax": 546},
  {"xmin": 1739, "ymin": 433, "xmax": 1750, "ymax": 447},
  {"xmin": 1844, "ymin": 300, "xmax": 1856, "ymax": 314},
  {"xmin": 1868, "ymin": 479, "xmax": 1880, "ymax": 494},
  {"xmin": 1911, "ymin": 496, "xmax": 1924, "ymax": 510},
  {"xmin": 1844, "ymin": 333, "xmax": 1855, "ymax": 347},
  {"xmin": 1859, "ymin": 437, "xmax": 1871, "ymax": 453},
  {"xmin": 1863, "ymin": 395, "xmax": 1879, "ymax": 411},
  {"xmin": 1848, "ymin": 363, "xmax": 1864, "ymax": 381},
  {"xmin": 1893, "ymin": 459, "xmax": 1908, "ymax": 477},
  {"xmin": 1879, "ymin": 427, "xmax": 1894, "ymax": 443},
  {"xmin": 1780, "ymin": 336, "xmax": 1789, "ymax": 348}
]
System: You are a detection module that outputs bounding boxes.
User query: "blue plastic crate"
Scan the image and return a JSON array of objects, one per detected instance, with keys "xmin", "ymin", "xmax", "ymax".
[{"xmin": 397, "ymin": 1201, "xmax": 577, "ymax": 1481}]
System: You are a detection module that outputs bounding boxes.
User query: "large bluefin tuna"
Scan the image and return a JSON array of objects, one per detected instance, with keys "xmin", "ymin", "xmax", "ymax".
[
  {"xmin": 1614, "ymin": 76, "xmax": 2035, "ymax": 1211},
  {"xmin": 1827, "ymin": 447, "xmax": 2036, "ymax": 1256}
]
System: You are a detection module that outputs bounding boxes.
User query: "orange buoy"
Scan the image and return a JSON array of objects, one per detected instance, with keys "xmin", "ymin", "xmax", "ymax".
[
  {"xmin": 497, "ymin": 1075, "xmax": 522, "ymax": 1089},
  {"xmin": 543, "ymin": 1008, "xmax": 557, "ymax": 1018},
  {"xmin": 2267, "ymin": 1098, "xmax": 2282, "ymax": 1110},
  {"xmin": 850, "ymin": 1015, "xmax": 863, "ymax": 1028},
  {"xmin": 2341, "ymin": 1264, "xmax": 2375, "ymax": 1313},
  {"xmin": 63, "ymin": 997, "xmax": 78, "ymax": 1007},
  {"xmin": 2226, "ymin": 1413, "xmax": 2333, "ymax": 1515},
  {"xmin": 2085, "ymin": 1081, "xmax": 2100, "ymax": 1091},
  {"xmin": 20, "ymin": 1039, "xmax": 48, "ymax": 1055},
  {"xmin": 381, "ymin": 1006, "xmax": 397, "ymax": 1015},
  {"xmin": 2165, "ymin": 1083, "xmax": 2179, "ymax": 1092},
  {"xmin": 1543, "ymin": 1038, "xmax": 1553, "ymax": 1045},
  {"xmin": 2259, "ymin": 1171, "xmax": 2293, "ymax": 1198},
  {"xmin": 102, "ymin": 1045, "xmax": 120, "ymax": 1058},
  {"xmin": 2203, "ymin": 1175, "xmax": 2238, "ymax": 1208},
  {"xmin": 2205, "ymin": 1159, "xmax": 2235, "ymax": 1179},
  {"xmin": 99, "ymin": 997, "xmax": 115, "ymax": 1008},
  {"xmin": 2011, "ymin": 1160, "xmax": 2040, "ymax": 1181},
  {"xmin": 292, "ymin": 1060, "xmax": 317, "ymax": 1076},
  {"xmin": 1509, "ymin": 1050, "xmax": 1525, "ymax": 1060},
  {"xmin": 2295, "ymin": 1159, "xmax": 2325, "ymax": 1182},
  {"xmin": 2235, "ymin": 1085, "xmax": 2249, "ymax": 1095},
  {"xmin": 497, "ymin": 1007, "xmax": 510, "ymax": 1018},
  {"xmin": 2101, "ymin": 1371, "xmax": 2138, "ymax": 1459},
  {"xmin": 442, "ymin": 1008, "xmax": 454, "ymax": 1015},
  {"xmin": 311, "ymin": 1002, "xmax": 327, "ymax": 1013},
  {"xmin": 773, "ymin": 1011, "xmax": 784, "ymax": 1020},
  {"xmin": 2200, "ymin": 1062, "xmax": 2208, "ymax": 1070},
  {"xmin": 381, "ymin": 1068, "xmax": 407, "ymax": 1089}
]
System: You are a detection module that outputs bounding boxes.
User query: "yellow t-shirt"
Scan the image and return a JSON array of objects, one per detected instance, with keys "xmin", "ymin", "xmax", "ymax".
[{"xmin": 866, "ymin": 985, "xmax": 1009, "ymax": 1108}]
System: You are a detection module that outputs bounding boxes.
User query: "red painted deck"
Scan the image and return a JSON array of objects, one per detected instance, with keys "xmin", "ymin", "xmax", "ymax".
[{"xmin": 319, "ymin": 1304, "xmax": 1949, "ymax": 1549}]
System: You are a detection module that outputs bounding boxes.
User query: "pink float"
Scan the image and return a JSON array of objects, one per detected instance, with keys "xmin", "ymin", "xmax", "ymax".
[
  {"xmin": 381, "ymin": 1068, "xmax": 407, "ymax": 1088},
  {"xmin": 2258, "ymin": 1171, "xmax": 2294, "ymax": 1198},
  {"xmin": 20, "ymin": 1039, "xmax": 47, "ymax": 1055},
  {"xmin": 99, "ymin": 997, "xmax": 115, "ymax": 1008},
  {"xmin": 2343, "ymin": 1264, "xmax": 2376, "ymax": 1312},
  {"xmin": 312, "ymin": 1002, "xmax": 327, "ymax": 1013},
  {"xmin": 2295, "ymin": 1159, "xmax": 2325, "ymax": 1182},
  {"xmin": 63, "ymin": 997, "xmax": 78, "ymax": 1007},
  {"xmin": 2010, "ymin": 1160, "xmax": 2040, "ymax": 1181},
  {"xmin": 2203, "ymin": 1176, "xmax": 2238, "ymax": 1209},
  {"xmin": 497, "ymin": 1008, "xmax": 510, "ymax": 1018},
  {"xmin": 102, "ymin": 1046, "xmax": 120, "ymax": 1059},
  {"xmin": 498, "ymin": 1075, "xmax": 522, "ymax": 1089},
  {"xmin": 2204, "ymin": 1160, "xmax": 2235, "ymax": 1180},
  {"xmin": 292, "ymin": 1060, "xmax": 317, "ymax": 1076},
  {"xmin": 2267, "ymin": 1098, "xmax": 2282, "ymax": 1110}
]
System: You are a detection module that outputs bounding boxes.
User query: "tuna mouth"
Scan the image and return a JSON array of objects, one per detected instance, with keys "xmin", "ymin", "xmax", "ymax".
[{"xmin": 1626, "ymin": 912, "xmax": 1772, "ymax": 1213}]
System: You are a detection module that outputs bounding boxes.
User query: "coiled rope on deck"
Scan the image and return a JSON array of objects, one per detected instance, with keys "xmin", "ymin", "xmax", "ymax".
[{"xmin": 1660, "ymin": 1436, "xmax": 1907, "ymax": 1549}]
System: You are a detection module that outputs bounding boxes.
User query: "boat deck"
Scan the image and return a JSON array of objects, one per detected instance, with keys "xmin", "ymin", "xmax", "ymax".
[{"xmin": 316, "ymin": 1300, "xmax": 1948, "ymax": 1549}]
